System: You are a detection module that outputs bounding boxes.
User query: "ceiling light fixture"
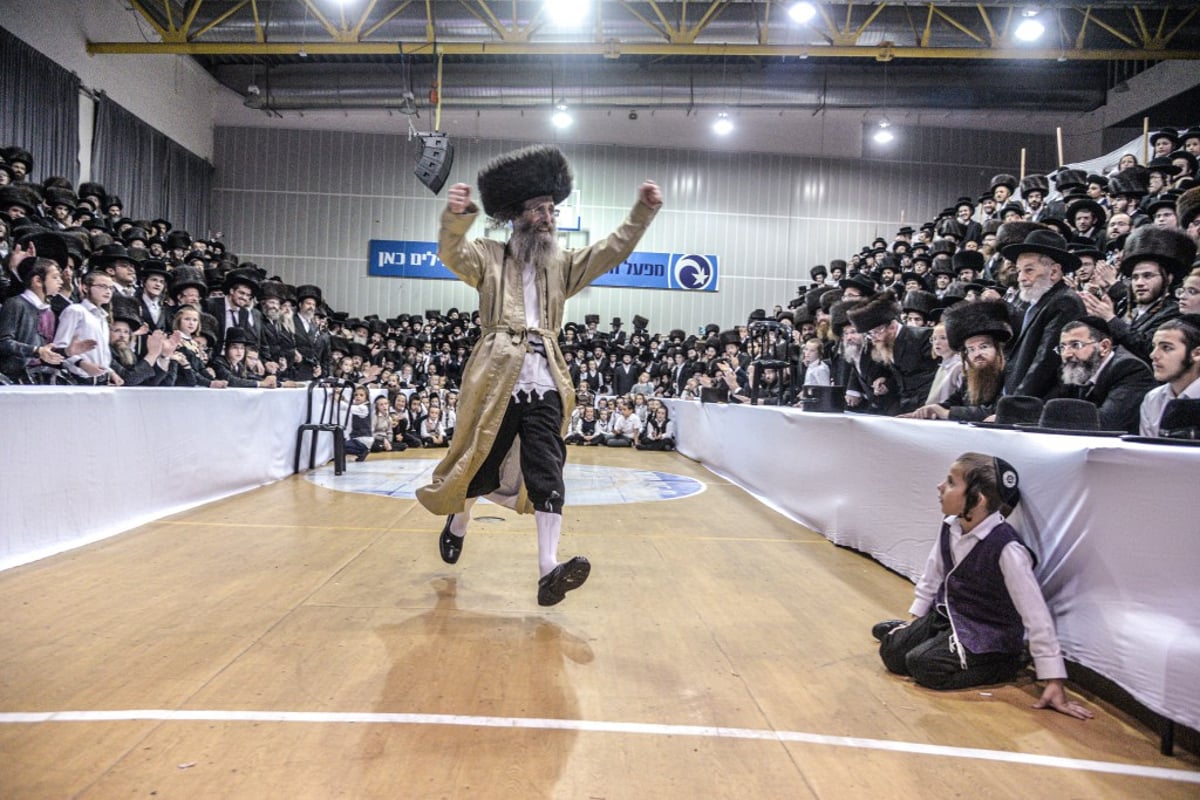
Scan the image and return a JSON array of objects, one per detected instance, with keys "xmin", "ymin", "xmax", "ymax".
[
  {"xmin": 545, "ymin": 0, "xmax": 590, "ymax": 26},
  {"xmin": 788, "ymin": 2, "xmax": 817, "ymax": 24},
  {"xmin": 551, "ymin": 101, "xmax": 573, "ymax": 129},
  {"xmin": 713, "ymin": 112, "xmax": 734, "ymax": 136},
  {"xmin": 1014, "ymin": 18, "xmax": 1045, "ymax": 42},
  {"xmin": 873, "ymin": 120, "xmax": 894, "ymax": 145}
]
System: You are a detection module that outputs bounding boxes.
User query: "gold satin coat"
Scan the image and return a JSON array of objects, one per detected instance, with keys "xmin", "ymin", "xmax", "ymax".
[{"xmin": 416, "ymin": 198, "xmax": 659, "ymax": 516}]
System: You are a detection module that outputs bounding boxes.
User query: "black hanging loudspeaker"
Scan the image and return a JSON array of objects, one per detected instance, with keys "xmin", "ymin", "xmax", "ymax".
[{"xmin": 414, "ymin": 133, "xmax": 454, "ymax": 195}]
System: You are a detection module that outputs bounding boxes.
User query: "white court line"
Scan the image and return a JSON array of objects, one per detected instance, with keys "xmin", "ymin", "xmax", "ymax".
[{"xmin": 1, "ymin": 710, "xmax": 1196, "ymax": 784}]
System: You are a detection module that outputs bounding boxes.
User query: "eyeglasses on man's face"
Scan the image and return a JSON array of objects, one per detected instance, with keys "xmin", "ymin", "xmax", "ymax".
[
  {"xmin": 1054, "ymin": 340, "xmax": 1097, "ymax": 356},
  {"xmin": 523, "ymin": 202, "xmax": 559, "ymax": 219}
]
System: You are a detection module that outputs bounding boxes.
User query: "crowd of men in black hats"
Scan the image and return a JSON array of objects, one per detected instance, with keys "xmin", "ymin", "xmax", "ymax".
[{"xmin": 3, "ymin": 128, "xmax": 1200, "ymax": 440}]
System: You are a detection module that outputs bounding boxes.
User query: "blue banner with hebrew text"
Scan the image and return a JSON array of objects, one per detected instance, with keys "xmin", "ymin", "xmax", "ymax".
[{"xmin": 368, "ymin": 240, "xmax": 718, "ymax": 292}]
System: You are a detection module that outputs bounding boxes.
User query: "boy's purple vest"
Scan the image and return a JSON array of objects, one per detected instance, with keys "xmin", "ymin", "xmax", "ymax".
[{"xmin": 936, "ymin": 520, "xmax": 1033, "ymax": 656}]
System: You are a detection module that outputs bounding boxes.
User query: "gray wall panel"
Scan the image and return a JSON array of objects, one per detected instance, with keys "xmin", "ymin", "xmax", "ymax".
[{"xmin": 213, "ymin": 126, "xmax": 1050, "ymax": 334}]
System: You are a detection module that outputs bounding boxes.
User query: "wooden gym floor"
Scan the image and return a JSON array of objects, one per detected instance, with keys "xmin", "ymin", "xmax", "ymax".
[{"xmin": 1, "ymin": 447, "xmax": 1196, "ymax": 799}]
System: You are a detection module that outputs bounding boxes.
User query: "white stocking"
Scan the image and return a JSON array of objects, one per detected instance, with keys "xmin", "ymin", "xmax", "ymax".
[
  {"xmin": 449, "ymin": 497, "xmax": 477, "ymax": 537},
  {"xmin": 535, "ymin": 510, "xmax": 562, "ymax": 578}
]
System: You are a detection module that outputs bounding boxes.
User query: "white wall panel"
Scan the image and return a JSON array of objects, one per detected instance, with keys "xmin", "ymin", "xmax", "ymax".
[{"xmin": 213, "ymin": 127, "xmax": 1050, "ymax": 334}]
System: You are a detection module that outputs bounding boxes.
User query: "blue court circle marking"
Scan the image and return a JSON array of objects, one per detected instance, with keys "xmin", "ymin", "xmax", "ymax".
[{"xmin": 304, "ymin": 459, "xmax": 705, "ymax": 505}]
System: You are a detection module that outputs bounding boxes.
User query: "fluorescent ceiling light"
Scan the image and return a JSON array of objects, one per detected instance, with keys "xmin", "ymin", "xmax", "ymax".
[
  {"xmin": 1014, "ymin": 18, "xmax": 1045, "ymax": 42},
  {"xmin": 788, "ymin": 2, "xmax": 817, "ymax": 24},
  {"xmin": 873, "ymin": 121, "xmax": 895, "ymax": 144},
  {"xmin": 545, "ymin": 0, "xmax": 590, "ymax": 26},
  {"xmin": 551, "ymin": 103, "xmax": 573, "ymax": 129},
  {"xmin": 713, "ymin": 113, "xmax": 734, "ymax": 136}
]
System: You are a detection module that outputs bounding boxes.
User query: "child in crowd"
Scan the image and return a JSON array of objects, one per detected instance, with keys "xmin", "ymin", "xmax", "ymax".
[
  {"xmin": 371, "ymin": 395, "xmax": 394, "ymax": 452},
  {"xmin": 606, "ymin": 399, "xmax": 640, "ymax": 446},
  {"xmin": 344, "ymin": 385, "xmax": 373, "ymax": 462},
  {"xmin": 872, "ymin": 452, "xmax": 1093, "ymax": 720},
  {"xmin": 636, "ymin": 404, "xmax": 675, "ymax": 450}
]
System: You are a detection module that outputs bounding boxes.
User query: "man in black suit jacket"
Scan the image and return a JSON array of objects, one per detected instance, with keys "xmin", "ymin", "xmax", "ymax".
[
  {"xmin": 291, "ymin": 284, "xmax": 329, "ymax": 381},
  {"xmin": 205, "ymin": 267, "xmax": 264, "ymax": 351},
  {"xmin": 1000, "ymin": 230, "xmax": 1087, "ymax": 399},
  {"xmin": 847, "ymin": 292, "xmax": 937, "ymax": 415},
  {"xmin": 1049, "ymin": 318, "xmax": 1156, "ymax": 433},
  {"xmin": 611, "ymin": 349, "xmax": 641, "ymax": 395}
]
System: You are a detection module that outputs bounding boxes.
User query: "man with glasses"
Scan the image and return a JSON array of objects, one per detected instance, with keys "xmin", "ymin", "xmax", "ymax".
[
  {"xmin": 418, "ymin": 144, "xmax": 662, "ymax": 606},
  {"xmin": 846, "ymin": 291, "xmax": 937, "ymax": 415},
  {"xmin": 1047, "ymin": 318, "xmax": 1154, "ymax": 433},
  {"xmin": 52, "ymin": 270, "xmax": 123, "ymax": 385},
  {"xmin": 1080, "ymin": 226, "xmax": 1195, "ymax": 364}
]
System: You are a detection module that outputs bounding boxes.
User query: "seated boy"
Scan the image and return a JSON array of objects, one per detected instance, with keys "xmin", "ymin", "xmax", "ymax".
[{"xmin": 872, "ymin": 452, "xmax": 1092, "ymax": 720}]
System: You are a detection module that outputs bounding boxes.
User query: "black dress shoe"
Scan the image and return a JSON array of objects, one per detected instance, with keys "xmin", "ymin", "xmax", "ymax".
[
  {"xmin": 537, "ymin": 556, "xmax": 591, "ymax": 606},
  {"xmin": 439, "ymin": 515, "xmax": 464, "ymax": 564},
  {"xmin": 872, "ymin": 619, "xmax": 906, "ymax": 642}
]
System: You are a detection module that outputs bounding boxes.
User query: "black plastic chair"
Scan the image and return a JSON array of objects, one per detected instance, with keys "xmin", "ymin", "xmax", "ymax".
[{"xmin": 294, "ymin": 378, "xmax": 353, "ymax": 475}]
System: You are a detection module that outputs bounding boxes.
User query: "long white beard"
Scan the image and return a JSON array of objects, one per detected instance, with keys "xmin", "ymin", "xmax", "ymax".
[{"xmin": 1019, "ymin": 276, "xmax": 1054, "ymax": 304}]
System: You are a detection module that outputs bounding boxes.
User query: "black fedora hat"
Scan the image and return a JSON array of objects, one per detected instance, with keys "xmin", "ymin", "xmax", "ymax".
[
  {"xmin": 839, "ymin": 273, "xmax": 878, "ymax": 298},
  {"xmin": 88, "ymin": 243, "xmax": 137, "ymax": 268},
  {"xmin": 999, "ymin": 229, "xmax": 1081, "ymax": 272},
  {"xmin": 1066, "ymin": 197, "xmax": 1107, "ymax": 227},
  {"xmin": 1123, "ymin": 399, "xmax": 1200, "ymax": 447},
  {"xmin": 970, "ymin": 395, "xmax": 1043, "ymax": 429},
  {"xmin": 1017, "ymin": 398, "xmax": 1124, "ymax": 437}
]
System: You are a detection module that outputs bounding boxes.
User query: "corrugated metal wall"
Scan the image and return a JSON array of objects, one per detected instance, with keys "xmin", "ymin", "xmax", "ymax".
[{"xmin": 212, "ymin": 126, "xmax": 1053, "ymax": 335}]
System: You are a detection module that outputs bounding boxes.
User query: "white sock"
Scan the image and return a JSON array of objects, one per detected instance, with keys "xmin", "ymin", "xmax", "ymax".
[
  {"xmin": 449, "ymin": 497, "xmax": 476, "ymax": 537},
  {"xmin": 535, "ymin": 510, "xmax": 562, "ymax": 578}
]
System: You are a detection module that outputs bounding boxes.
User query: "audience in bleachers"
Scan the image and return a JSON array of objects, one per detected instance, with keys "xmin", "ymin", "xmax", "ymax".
[{"xmin": 3, "ymin": 133, "xmax": 1200, "ymax": 445}]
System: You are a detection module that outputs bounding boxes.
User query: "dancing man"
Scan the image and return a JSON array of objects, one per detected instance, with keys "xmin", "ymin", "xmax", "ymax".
[{"xmin": 417, "ymin": 145, "xmax": 663, "ymax": 605}]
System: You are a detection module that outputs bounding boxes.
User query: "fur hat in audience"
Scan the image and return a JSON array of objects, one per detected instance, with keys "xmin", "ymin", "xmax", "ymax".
[
  {"xmin": 1120, "ymin": 226, "xmax": 1197, "ymax": 281},
  {"xmin": 942, "ymin": 299, "xmax": 1013, "ymax": 351},
  {"xmin": 846, "ymin": 291, "xmax": 900, "ymax": 335}
]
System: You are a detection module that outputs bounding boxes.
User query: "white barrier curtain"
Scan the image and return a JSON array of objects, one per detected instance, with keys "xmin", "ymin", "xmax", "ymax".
[
  {"xmin": 92, "ymin": 94, "xmax": 213, "ymax": 236},
  {"xmin": 0, "ymin": 26, "xmax": 81, "ymax": 184}
]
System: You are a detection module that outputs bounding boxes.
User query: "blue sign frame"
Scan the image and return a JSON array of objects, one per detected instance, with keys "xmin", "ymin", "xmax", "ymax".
[{"xmin": 368, "ymin": 239, "xmax": 719, "ymax": 292}]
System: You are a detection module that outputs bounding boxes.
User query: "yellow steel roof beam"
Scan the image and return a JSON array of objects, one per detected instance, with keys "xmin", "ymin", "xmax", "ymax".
[
  {"xmin": 128, "ymin": 0, "xmax": 170, "ymax": 40},
  {"xmin": 645, "ymin": 0, "xmax": 681, "ymax": 42},
  {"xmin": 189, "ymin": 1, "xmax": 250, "ymax": 40},
  {"xmin": 301, "ymin": 0, "xmax": 343, "ymax": 40},
  {"xmin": 976, "ymin": 4, "xmax": 997, "ymax": 45},
  {"xmin": 920, "ymin": 4, "xmax": 933, "ymax": 48},
  {"xmin": 930, "ymin": 6, "xmax": 984, "ymax": 44},
  {"xmin": 251, "ymin": 0, "xmax": 265, "ymax": 43},
  {"xmin": 675, "ymin": 0, "xmax": 729, "ymax": 45},
  {"xmin": 617, "ymin": 1, "xmax": 670, "ymax": 41},
  {"xmin": 1071, "ymin": 8, "xmax": 1138, "ymax": 49},
  {"xmin": 85, "ymin": 40, "xmax": 1200, "ymax": 60},
  {"xmin": 361, "ymin": 1, "xmax": 413, "ymax": 38},
  {"xmin": 813, "ymin": 3, "xmax": 853, "ymax": 46},
  {"xmin": 1164, "ymin": 7, "xmax": 1200, "ymax": 49}
]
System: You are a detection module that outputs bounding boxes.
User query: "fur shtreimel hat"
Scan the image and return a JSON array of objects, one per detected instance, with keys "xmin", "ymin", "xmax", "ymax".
[
  {"xmin": 942, "ymin": 299, "xmax": 1013, "ymax": 351},
  {"xmin": 1177, "ymin": 186, "xmax": 1200, "ymax": 229},
  {"xmin": 1120, "ymin": 226, "xmax": 1197, "ymax": 281},
  {"xmin": 1019, "ymin": 174, "xmax": 1049, "ymax": 195},
  {"xmin": 477, "ymin": 145, "xmax": 573, "ymax": 220},
  {"xmin": 846, "ymin": 291, "xmax": 901, "ymax": 335}
]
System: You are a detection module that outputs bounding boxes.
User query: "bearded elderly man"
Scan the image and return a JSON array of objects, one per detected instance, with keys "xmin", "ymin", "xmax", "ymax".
[
  {"xmin": 845, "ymin": 291, "xmax": 937, "ymax": 415},
  {"xmin": 1000, "ymin": 230, "xmax": 1087, "ymax": 398},
  {"xmin": 1047, "ymin": 317, "xmax": 1154, "ymax": 433},
  {"xmin": 417, "ymin": 145, "xmax": 662, "ymax": 606}
]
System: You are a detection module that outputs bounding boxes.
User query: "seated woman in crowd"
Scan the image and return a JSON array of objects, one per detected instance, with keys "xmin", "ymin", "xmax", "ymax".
[
  {"xmin": 872, "ymin": 452, "xmax": 1093, "ymax": 720},
  {"xmin": 636, "ymin": 404, "xmax": 675, "ymax": 451}
]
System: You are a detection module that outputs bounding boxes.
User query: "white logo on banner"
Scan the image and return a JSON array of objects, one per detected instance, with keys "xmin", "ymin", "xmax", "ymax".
[{"xmin": 674, "ymin": 255, "xmax": 715, "ymax": 291}]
